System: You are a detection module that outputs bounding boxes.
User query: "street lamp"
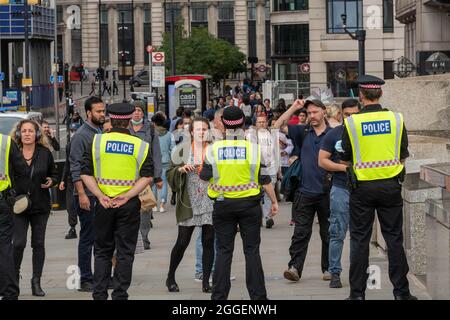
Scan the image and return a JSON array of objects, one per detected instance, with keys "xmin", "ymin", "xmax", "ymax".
[
  {"xmin": 170, "ymin": 0, "xmax": 176, "ymax": 75},
  {"xmin": 120, "ymin": 12, "xmax": 128, "ymax": 103},
  {"xmin": 341, "ymin": 13, "xmax": 366, "ymax": 76}
]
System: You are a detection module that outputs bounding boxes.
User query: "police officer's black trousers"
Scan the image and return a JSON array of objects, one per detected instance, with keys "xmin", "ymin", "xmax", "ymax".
[
  {"xmin": 0, "ymin": 198, "xmax": 19, "ymax": 299},
  {"xmin": 92, "ymin": 197, "xmax": 140, "ymax": 300},
  {"xmin": 349, "ymin": 179, "xmax": 410, "ymax": 298},
  {"xmin": 212, "ymin": 198, "xmax": 267, "ymax": 300}
]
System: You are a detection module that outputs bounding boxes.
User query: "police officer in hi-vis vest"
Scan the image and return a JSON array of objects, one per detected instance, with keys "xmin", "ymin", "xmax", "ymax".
[
  {"xmin": 81, "ymin": 103, "xmax": 154, "ymax": 300},
  {"xmin": 341, "ymin": 75, "xmax": 417, "ymax": 300},
  {"xmin": 200, "ymin": 106, "xmax": 279, "ymax": 300},
  {"xmin": 0, "ymin": 134, "xmax": 28, "ymax": 300}
]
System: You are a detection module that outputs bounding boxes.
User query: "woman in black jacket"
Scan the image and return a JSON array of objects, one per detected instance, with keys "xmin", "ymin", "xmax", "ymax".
[{"xmin": 11, "ymin": 120, "xmax": 58, "ymax": 297}]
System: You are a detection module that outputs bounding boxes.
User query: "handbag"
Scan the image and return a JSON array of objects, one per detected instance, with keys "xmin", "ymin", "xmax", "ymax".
[
  {"xmin": 13, "ymin": 165, "xmax": 34, "ymax": 214},
  {"xmin": 138, "ymin": 184, "xmax": 157, "ymax": 213}
]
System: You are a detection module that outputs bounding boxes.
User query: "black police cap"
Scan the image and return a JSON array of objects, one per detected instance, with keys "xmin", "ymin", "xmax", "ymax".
[
  {"xmin": 357, "ymin": 74, "xmax": 385, "ymax": 89},
  {"xmin": 107, "ymin": 103, "xmax": 135, "ymax": 119}
]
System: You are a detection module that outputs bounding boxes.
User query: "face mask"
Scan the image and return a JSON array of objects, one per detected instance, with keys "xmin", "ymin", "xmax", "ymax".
[{"xmin": 131, "ymin": 119, "xmax": 143, "ymax": 126}]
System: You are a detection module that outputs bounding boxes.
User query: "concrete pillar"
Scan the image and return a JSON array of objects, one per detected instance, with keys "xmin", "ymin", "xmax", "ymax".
[
  {"xmin": 81, "ymin": 1, "xmax": 100, "ymax": 70},
  {"xmin": 255, "ymin": 0, "xmax": 266, "ymax": 63},
  {"xmin": 234, "ymin": 0, "xmax": 248, "ymax": 55},
  {"xmin": 207, "ymin": 1, "xmax": 218, "ymax": 37},
  {"xmin": 107, "ymin": 5, "xmax": 118, "ymax": 71},
  {"xmin": 63, "ymin": 5, "xmax": 72, "ymax": 65},
  {"xmin": 181, "ymin": 1, "xmax": 190, "ymax": 37},
  {"xmin": 134, "ymin": 4, "xmax": 145, "ymax": 71},
  {"xmin": 151, "ymin": 1, "xmax": 164, "ymax": 47}
]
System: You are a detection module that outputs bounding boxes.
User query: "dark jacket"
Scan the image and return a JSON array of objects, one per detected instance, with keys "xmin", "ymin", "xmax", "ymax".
[
  {"xmin": 61, "ymin": 140, "xmax": 72, "ymax": 184},
  {"xmin": 15, "ymin": 145, "xmax": 58, "ymax": 214},
  {"xmin": 69, "ymin": 121, "xmax": 102, "ymax": 196},
  {"xmin": 166, "ymin": 144, "xmax": 193, "ymax": 223}
]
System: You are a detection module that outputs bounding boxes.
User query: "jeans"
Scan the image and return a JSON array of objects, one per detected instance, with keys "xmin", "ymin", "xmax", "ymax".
[
  {"xmin": 75, "ymin": 196, "xmax": 96, "ymax": 284},
  {"xmin": 328, "ymin": 186, "xmax": 350, "ymax": 275},
  {"xmin": 152, "ymin": 166, "xmax": 168, "ymax": 204},
  {"xmin": 262, "ymin": 175, "xmax": 277, "ymax": 220}
]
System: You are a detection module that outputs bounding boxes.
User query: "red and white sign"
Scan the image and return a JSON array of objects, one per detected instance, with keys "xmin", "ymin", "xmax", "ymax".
[
  {"xmin": 152, "ymin": 52, "xmax": 165, "ymax": 63},
  {"xmin": 257, "ymin": 65, "xmax": 267, "ymax": 73},
  {"xmin": 146, "ymin": 45, "xmax": 154, "ymax": 53},
  {"xmin": 299, "ymin": 63, "xmax": 310, "ymax": 74}
]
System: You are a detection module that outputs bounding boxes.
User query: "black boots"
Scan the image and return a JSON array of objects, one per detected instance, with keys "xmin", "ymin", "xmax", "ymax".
[{"xmin": 31, "ymin": 277, "xmax": 45, "ymax": 297}]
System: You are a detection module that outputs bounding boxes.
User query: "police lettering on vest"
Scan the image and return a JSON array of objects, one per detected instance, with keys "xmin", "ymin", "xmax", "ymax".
[
  {"xmin": 361, "ymin": 120, "xmax": 391, "ymax": 136},
  {"xmin": 105, "ymin": 141, "xmax": 135, "ymax": 155},
  {"xmin": 218, "ymin": 146, "xmax": 247, "ymax": 161}
]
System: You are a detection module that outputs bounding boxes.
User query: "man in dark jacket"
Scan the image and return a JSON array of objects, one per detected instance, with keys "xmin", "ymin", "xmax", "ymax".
[{"xmin": 69, "ymin": 96, "xmax": 105, "ymax": 292}]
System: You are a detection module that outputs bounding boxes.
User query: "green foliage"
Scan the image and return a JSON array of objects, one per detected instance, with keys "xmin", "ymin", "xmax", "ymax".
[{"xmin": 157, "ymin": 26, "xmax": 246, "ymax": 83}]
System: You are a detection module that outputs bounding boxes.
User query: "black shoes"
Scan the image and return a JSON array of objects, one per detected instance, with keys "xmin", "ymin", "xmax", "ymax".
[
  {"xmin": 78, "ymin": 281, "xmax": 93, "ymax": 292},
  {"xmin": 143, "ymin": 241, "xmax": 151, "ymax": 250},
  {"xmin": 65, "ymin": 227, "xmax": 77, "ymax": 239},
  {"xmin": 329, "ymin": 274, "xmax": 343, "ymax": 288},
  {"xmin": 394, "ymin": 294, "xmax": 418, "ymax": 300},
  {"xmin": 202, "ymin": 284, "xmax": 213, "ymax": 293},
  {"xmin": 166, "ymin": 279, "xmax": 179, "ymax": 292},
  {"xmin": 265, "ymin": 218, "xmax": 274, "ymax": 229},
  {"xmin": 31, "ymin": 277, "xmax": 45, "ymax": 297}
]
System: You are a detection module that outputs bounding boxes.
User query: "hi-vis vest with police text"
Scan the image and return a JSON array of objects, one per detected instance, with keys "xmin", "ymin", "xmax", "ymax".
[
  {"xmin": 92, "ymin": 132, "xmax": 149, "ymax": 198},
  {"xmin": 344, "ymin": 110, "xmax": 404, "ymax": 181},
  {"xmin": 0, "ymin": 134, "xmax": 12, "ymax": 192},
  {"xmin": 206, "ymin": 139, "xmax": 261, "ymax": 199}
]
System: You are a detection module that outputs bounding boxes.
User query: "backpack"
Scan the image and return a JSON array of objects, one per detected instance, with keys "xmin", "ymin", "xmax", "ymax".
[{"xmin": 280, "ymin": 125, "xmax": 310, "ymax": 202}]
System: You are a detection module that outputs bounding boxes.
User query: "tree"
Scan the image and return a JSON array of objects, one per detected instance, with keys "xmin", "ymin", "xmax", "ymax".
[{"xmin": 158, "ymin": 26, "xmax": 246, "ymax": 88}]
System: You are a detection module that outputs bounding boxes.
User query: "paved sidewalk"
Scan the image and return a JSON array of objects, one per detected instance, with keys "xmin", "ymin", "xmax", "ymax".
[{"xmin": 16, "ymin": 200, "xmax": 431, "ymax": 300}]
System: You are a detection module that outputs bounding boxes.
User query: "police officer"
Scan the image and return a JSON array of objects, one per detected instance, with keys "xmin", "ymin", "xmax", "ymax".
[
  {"xmin": 0, "ymin": 133, "xmax": 28, "ymax": 300},
  {"xmin": 341, "ymin": 75, "xmax": 417, "ymax": 300},
  {"xmin": 81, "ymin": 103, "xmax": 154, "ymax": 300},
  {"xmin": 200, "ymin": 106, "xmax": 279, "ymax": 300}
]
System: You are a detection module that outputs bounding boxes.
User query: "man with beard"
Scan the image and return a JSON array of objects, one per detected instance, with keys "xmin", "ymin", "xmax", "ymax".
[
  {"xmin": 274, "ymin": 98, "xmax": 332, "ymax": 283},
  {"xmin": 69, "ymin": 96, "xmax": 106, "ymax": 292}
]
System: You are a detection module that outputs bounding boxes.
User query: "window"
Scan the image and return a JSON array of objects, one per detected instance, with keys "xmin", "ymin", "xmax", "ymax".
[
  {"xmin": 165, "ymin": 2, "xmax": 182, "ymax": 31},
  {"xmin": 265, "ymin": 0, "xmax": 270, "ymax": 20},
  {"xmin": 383, "ymin": 0, "xmax": 394, "ymax": 33},
  {"xmin": 384, "ymin": 61, "xmax": 394, "ymax": 79},
  {"xmin": 274, "ymin": 24, "xmax": 309, "ymax": 56},
  {"xmin": 248, "ymin": 20, "xmax": 257, "ymax": 58},
  {"xmin": 144, "ymin": 4, "xmax": 151, "ymax": 65},
  {"xmin": 248, "ymin": 1, "xmax": 256, "ymax": 20},
  {"xmin": 144, "ymin": 3, "xmax": 151, "ymax": 23},
  {"xmin": 273, "ymin": 0, "xmax": 308, "ymax": 12},
  {"xmin": 117, "ymin": 4, "xmax": 133, "ymax": 23},
  {"xmin": 326, "ymin": 61, "xmax": 359, "ymax": 97},
  {"xmin": 218, "ymin": 1, "xmax": 234, "ymax": 21},
  {"xmin": 191, "ymin": 2, "xmax": 208, "ymax": 22},
  {"xmin": 56, "ymin": 5, "xmax": 63, "ymax": 24},
  {"xmin": 327, "ymin": 0, "xmax": 363, "ymax": 33},
  {"xmin": 100, "ymin": 5, "xmax": 109, "ymax": 66}
]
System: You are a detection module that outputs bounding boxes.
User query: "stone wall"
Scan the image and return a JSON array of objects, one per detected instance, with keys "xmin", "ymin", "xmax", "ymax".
[{"xmin": 382, "ymin": 74, "xmax": 450, "ymax": 138}]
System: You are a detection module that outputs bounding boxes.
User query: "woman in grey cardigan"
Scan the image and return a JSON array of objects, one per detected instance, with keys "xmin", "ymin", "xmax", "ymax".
[{"xmin": 166, "ymin": 117, "xmax": 214, "ymax": 294}]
